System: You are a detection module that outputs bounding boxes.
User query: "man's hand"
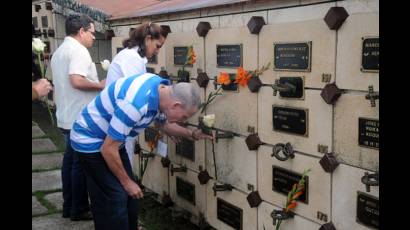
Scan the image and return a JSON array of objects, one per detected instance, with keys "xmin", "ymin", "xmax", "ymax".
[
  {"xmin": 32, "ymin": 79, "xmax": 52, "ymax": 98},
  {"xmin": 123, "ymin": 180, "xmax": 144, "ymax": 199},
  {"xmin": 191, "ymin": 128, "xmax": 213, "ymax": 141}
]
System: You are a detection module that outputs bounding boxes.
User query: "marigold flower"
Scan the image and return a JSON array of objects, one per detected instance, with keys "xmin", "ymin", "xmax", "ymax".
[
  {"xmin": 234, "ymin": 67, "xmax": 251, "ymax": 87},
  {"xmin": 286, "ymin": 201, "xmax": 297, "ymax": 212},
  {"xmin": 217, "ymin": 72, "xmax": 231, "ymax": 85}
]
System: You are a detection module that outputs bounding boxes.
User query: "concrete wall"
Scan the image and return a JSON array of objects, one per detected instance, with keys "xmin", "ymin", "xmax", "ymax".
[{"xmin": 113, "ymin": 0, "xmax": 380, "ymax": 229}]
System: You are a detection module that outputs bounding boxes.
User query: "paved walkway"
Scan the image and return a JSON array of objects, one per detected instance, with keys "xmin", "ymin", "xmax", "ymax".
[{"xmin": 32, "ymin": 122, "xmax": 94, "ymax": 230}]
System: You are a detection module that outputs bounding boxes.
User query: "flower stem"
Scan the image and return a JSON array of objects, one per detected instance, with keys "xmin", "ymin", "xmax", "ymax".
[
  {"xmin": 37, "ymin": 53, "xmax": 55, "ymax": 126},
  {"xmin": 275, "ymin": 220, "xmax": 282, "ymax": 230}
]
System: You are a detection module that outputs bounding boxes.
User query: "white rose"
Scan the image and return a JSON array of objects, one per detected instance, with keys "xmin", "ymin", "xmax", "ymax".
[
  {"xmin": 32, "ymin": 38, "xmax": 46, "ymax": 54},
  {"xmin": 202, "ymin": 114, "xmax": 215, "ymax": 127},
  {"xmin": 101, "ymin": 59, "xmax": 111, "ymax": 71}
]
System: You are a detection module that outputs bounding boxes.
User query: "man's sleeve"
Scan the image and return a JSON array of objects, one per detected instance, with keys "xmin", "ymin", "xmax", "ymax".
[{"xmin": 107, "ymin": 99, "xmax": 142, "ymax": 142}]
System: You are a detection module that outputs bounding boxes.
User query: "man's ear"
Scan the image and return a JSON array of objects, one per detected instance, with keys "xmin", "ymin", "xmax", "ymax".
[{"xmin": 172, "ymin": 101, "xmax": 182, "ymax": 109}]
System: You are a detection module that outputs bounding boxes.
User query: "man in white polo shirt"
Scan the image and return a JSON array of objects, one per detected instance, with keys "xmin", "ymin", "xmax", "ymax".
[{"xmin": 51, "ymin": 14, "xmax": 105, "ymax": 221}]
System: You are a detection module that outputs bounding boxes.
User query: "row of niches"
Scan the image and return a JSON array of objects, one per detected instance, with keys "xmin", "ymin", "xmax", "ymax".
[
  {"xmin": 135, "ymin": 132, "xmax": 379, "ymax": 230},
  {"xmin": 134, "ymin": 17, "xmax": 379, "ymax": 170}
]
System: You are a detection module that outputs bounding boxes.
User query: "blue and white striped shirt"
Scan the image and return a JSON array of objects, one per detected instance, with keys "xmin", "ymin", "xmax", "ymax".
[{"xmin": 70, "ymin": 73, "xmax": 170, "ymax": 153}]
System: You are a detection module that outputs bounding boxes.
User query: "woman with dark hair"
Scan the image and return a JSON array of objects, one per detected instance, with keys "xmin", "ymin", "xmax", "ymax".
[
  {"xmin": 104, "ymin": 22, "xmax": 168, "ymax": 196},
  {"xmin": 105, "ymin": 22, "xmax": 168, "ymax": 87}
]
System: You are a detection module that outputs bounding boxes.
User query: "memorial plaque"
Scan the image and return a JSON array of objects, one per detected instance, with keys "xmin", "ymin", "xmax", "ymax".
[
  {"xmin": 358, "ymin": 118, "xmax": 379, "ymax": 149},
  {"xmin": 146, "ymin": 67, "xmax": 155, "ymax": 74},
  {"xmin": 272, "ymin": 166, "xmax": 309, "ymax": 203},
  {"xmin": 221, "ymin": 73, "xmax": 238, "ymax": 91},
  {"xmin": 278, "ymin": 77, "xmax": 305, "ymax": 99},
  {"xmin": 148, "ymin": 54, "xmax": 158, "ymax": 64},
  {"xmin": 144, "ymin": 127, "xmax": 158, "ymax": 142},
  {"xmin": 217, "ymin": 44, "xmax": 242, "ymax": 68},
  {"xmin": 217, "ymin": 198, "xmax": 243, "ymax": 230},
  {"xmin": 356, "ymin": 192, "xmax": 379, "ymax": 229},
  {"xmin": 174, "ymin": 46, "xmax": 190, "ymax": 66},
  {"xmin": 176, "ymin": 177, "xmax": 196, "ymax": 205},
  {"xmin": 41, "ymin": 16, "xmax": 48, "ymax": 28},
  {"xmin": 274, "ymin": 42, "xmax": 312, "ymax": 71},
  {"xmin": 117, "ymin": 47, "xmax": 124, "ymax": 54},
  {"xmin": 272, "ymin": 106, "xmax": 308, "ymax": 136},
  {"xmin": 361, "ymin": 37, "xmax": 379, "ymax": 72},
  {"xmin": 176, "ymin": 138, "xmax": 195, "ymax": 161}
]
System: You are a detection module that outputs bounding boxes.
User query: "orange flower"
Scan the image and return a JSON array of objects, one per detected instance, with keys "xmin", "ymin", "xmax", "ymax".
[
  {"xmin": 217, "ymin": 72, "xmax": 231, "ymax": 85},
  {"xmin": 147, "ymin": 132, "xmax": 161, "ymax": 152},
  {"xmin": 234, "ymin": 67, "xmax": 251, "ymax": 87},
  {"xmin": 292, "ymin": 191, "xmax": 304, "ymax": 200},
  {"xmin": 286, "ymin": 201, "xmax": 297, "ymax": 212}
]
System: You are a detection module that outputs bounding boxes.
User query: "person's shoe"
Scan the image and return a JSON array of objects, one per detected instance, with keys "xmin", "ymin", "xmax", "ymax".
[
  {"xmin": 70, "ymin": 211, "xmax": 93, "ymax": 221},
  {"xmin": 62, "ymin": 212, "xmax": 70, "ymax": 218}
]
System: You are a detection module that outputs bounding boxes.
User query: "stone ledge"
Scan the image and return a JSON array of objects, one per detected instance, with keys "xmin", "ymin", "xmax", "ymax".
[{"xmin": 32, "ymin": 138, "xmax": 58, "ymax": 153}]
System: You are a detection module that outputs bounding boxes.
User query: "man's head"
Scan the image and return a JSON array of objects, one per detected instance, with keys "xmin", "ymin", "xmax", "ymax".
[
  {"xmin": 65, "ymin": 14, "xmax": 95, "ymax": 48},
  {"xmin": 122, "ymin": 22, "xmax": 168, "ymax": 59},
  {"xmin": 160, "ymin": 83, "xmax": 201, "ymax": 123}
]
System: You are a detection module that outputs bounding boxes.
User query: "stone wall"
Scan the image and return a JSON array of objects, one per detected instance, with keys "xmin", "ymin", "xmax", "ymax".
[{"xmin": 111, "ymin": 0, "xmax": 378, "ymax": 229}]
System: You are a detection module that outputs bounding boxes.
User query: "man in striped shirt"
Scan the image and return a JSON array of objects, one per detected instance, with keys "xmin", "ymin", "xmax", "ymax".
[{"xmin": 70, "ymin": 72, "xmax": 212, "ymax": 230}]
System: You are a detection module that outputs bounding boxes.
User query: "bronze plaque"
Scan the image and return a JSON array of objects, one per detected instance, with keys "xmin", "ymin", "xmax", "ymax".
[
  {"xmin": 116, "ymin": 47, "xmax": 124, "ymax": 54},
  {"xmin": 174, "ymin": 46, "xmax": 191, "ymax": 66},
  {"xmin": 278, "ymin": 76, "xmax": 305, "ymax": 99},
  {"xmin": 221, "ymin": 73, "xmax": 239, "ymax": 92},
  {"xmin": 146, "ymin": 67, "xmax": 155, "ymax": 74},
  {"xmin": 217, "ymin": 44, "xmax": 242, "ymax": 68},
  {"xmin": 274, "ymin": 42, "xmax": 312, "ymax": 72},
  {"xmin": 217, "ymin": 198, "xmax": 242, "ymax": 230},
  {"xmin": 272, "ymin": 166, "xmax": 308, "ymax": 204},
  {"xmin": 176, "ymin": 138, "xmax": 195, "ymax": 161},
  {"xmin": 361, "ymin": 37, "xmax": 379, "ymax": 72},
  {"xmin": 272, "ymin": 106, "xmax": 308, "ymax": 136},
  {"xmin": 176, "ymin": 177, "xmax": 196, "ymax": 205},
  {"xmin": 356, "ymin": 192, "xmax": 379, "ymax": 229},
  {"xmin": 358, "ymin": 118, "xmax": 379, "ymax": 149}
]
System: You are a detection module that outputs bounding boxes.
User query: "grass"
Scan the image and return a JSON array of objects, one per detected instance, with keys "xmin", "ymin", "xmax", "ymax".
[
  {"xmin": 32, "ymin": 189, "xmax": 63, "ymax": 218},
  {"xmin": 139, "ymin": 196, "xmax": 199, "ymax": 230}
]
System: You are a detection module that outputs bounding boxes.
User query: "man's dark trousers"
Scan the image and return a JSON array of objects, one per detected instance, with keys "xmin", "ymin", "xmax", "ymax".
[
  {"xmin": 61, "ymin": 129, "xmax": 90, "ymax": 217},
  {"xmin": 77, "ymin": 147, "xmax": 138, "ymax": 230}
]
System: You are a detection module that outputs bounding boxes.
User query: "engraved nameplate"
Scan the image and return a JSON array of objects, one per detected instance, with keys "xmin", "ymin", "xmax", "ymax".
[
  {"xmin": 176, "ymin": 177, "xmax": 196, "ymax": 205},
  {"xmin": 274, "ymin": 42, "xmax": 312, "ymax": 71},
  {"xmin": 358, "ymin": 118, "xmax": 379, "ymax": 149},
  {"xmin": 217, "ymin": 44, "xmax": 242, "ymax": 68},
  {"xmin": 357, "ymin": 192, "xmax": 379, "ymax": 229},
  {"xmin": 272, "ymin": 106, "xmax": 308, "ymax": 136},
  {"xmin": 174, "ymin": 46, "xmax": 190, "ymax": 66},
  {"xmin": 176, "ymin": 138, "xmax": 195, "ymax": 161},
  {"xmin": 361, "ymin": 37, "xmax": 379, "ymax": 72},
  {"xmin": 217, "ymin": 198, "xmax": 243, "ymax": 230},
  {"xmin": 272, "ymin": 166, "xmax": 308, "ymax": 203}
]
